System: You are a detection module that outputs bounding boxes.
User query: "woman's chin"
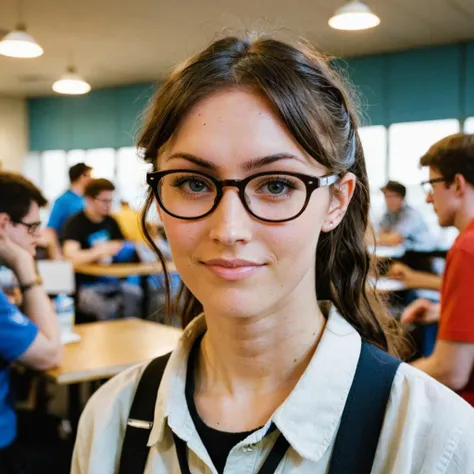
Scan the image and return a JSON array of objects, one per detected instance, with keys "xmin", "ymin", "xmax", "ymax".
[{"xmin": 201, "ymin": 290, "xmax": 271, "ymax": 320}]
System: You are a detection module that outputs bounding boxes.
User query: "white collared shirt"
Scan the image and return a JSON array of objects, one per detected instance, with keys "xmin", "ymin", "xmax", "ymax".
[{"xmin": 71, "ymin": 311, "xmax": 474, "ymax": 474}]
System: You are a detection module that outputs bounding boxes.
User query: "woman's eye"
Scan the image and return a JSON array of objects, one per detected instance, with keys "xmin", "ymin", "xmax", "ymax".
[
  {"xmin": 187, "ymin": 179, "xmax": 207, "ymax": 192},
  {"xmin": 171, "ymin": 176, "xmax": 212, "ymax": 193},
  {"xmin": 266, "ymin": 181, "xmax": 288, "ymax": 194}
]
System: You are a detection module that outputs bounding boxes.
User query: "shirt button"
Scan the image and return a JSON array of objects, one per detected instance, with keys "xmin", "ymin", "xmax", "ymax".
[{"xmin": 242, "ymin": 443, "xmax": 257, "ymax": 452}]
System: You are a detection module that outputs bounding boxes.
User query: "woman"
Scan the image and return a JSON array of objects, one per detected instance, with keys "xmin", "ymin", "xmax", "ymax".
[{"xmin": 72, "ymin": 36, "xmax": 474, "ymax": 474}]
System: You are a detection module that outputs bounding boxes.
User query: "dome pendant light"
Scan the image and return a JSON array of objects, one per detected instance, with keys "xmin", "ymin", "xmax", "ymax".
[
  {"xmin": 329, "ymin": 1, "xmax": 380, "ymax": 31},
  {"xmin": 0, "ymin": 23, "xmax": 43, "ymax": 58},
  {"xmin": 52, "ymin": 65, "xmax": 91, "ymax": 95}
]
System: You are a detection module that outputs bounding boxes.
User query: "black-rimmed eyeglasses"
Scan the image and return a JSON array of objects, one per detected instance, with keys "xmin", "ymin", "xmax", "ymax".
[
  {"xmin": 12, "ymin": 220, "xmax": 42, "ymax": 235},
  {"xmin": 421, "ymin": 178, "xmax": 445, "ymax": 196},
  {"xmin": 147, "ymin": 169, "xmax": 340, "ymax": 223}
]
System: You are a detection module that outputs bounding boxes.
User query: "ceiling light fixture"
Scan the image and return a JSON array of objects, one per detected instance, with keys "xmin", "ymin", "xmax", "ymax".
[
  {"xmin": 0, "ymin": 23, "xmax": 43, "ymax": 58},
  {"xmin": 329, "ymin": 1, "xmax": 380, "ymax": 31},
  {"xmin": 52, "ymin": 66, "xmax": 91, "ymax": 95}
]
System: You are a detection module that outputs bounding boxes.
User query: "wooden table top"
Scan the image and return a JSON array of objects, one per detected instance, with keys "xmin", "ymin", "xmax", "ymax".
[
  {"xmin": 46, "ymin": 318, "xmax": 182, "ymax": 385},
  {"xmin": 74, "ymin": 261, "xmax": 176, "ymax": 278}
]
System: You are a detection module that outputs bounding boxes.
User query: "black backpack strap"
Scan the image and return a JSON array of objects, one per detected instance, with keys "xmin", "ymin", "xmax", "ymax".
[
  {"xmin": 328, "ymin": 342, "xmax": 402, "ymax": 474},
  {"xmin": 118, "ymin": 352, "xmax": 172, "ymax": 474},
  {"xmin": 118, "ymin": 342, "xmax": 400, "ymax": 474}
]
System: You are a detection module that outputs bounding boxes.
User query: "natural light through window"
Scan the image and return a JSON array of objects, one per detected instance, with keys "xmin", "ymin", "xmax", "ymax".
[
  {"xmin": 67, "ymin": 149, "xmax": 87, "ymax": 167},
  {"xmin": 359, "ymin": 126, "xmax": 388, "ymax": 226},
  {"xmin": 359, "ymin": 126, "xmax": 387, "ymax": 189},
  {"xmin": 116, "ymin": 147, "xmax": 152, "ymax": 211},
  {"xmin": 388, "ymin": 119, "xmax": 460, "ymax": 185},
  {"xmin": 41, "ymin": 150, "xmax": 68, "ymax": 201},
  {"xmin": 85, "ymin": 148, "xmax": 116, "ymax": 180},
  {"xmin": 23, "ymin": 152, "xmax": 42, "ymax": 188},
  {"xmin": 465, "ymin": 118, "xmax": 474, "ymax": 133}
]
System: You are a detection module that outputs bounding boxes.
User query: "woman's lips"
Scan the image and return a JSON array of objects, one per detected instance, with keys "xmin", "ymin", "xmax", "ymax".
[{"xmin": 202, "ymin": 258, "xmax": 265, "ymax": 281}]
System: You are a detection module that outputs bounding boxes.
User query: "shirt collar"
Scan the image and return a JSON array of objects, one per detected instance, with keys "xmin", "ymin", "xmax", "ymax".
[
  {"xmin": 272, "ymin": 306, "xmax": 360, "ymax": 462},
  {"xmin": 148, "ymin": 308, "xmax": 361, "ymax": 464}
]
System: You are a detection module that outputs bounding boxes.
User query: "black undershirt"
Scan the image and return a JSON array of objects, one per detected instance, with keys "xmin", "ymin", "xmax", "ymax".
[{"xmin": 185, "ymin": 334, "xmax": 260, "ymax": 474}]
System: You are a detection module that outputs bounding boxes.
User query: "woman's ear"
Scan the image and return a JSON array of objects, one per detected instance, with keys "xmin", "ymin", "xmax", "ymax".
[{"xmin": 322, "ymin": 172, "xmax": 357, "ymax": 233}]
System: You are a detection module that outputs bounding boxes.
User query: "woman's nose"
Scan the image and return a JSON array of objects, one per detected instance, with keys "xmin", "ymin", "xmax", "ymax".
[{"xmin": 208, "ymin": 189, "xmax": 253, "ymax": 245}]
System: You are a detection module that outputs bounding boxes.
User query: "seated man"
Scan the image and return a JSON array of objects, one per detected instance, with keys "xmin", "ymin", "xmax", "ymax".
[
  {"xmin": 0, "ymin": 172, "xmax": 62, "ymax": 472},
  {"xmin": 401, "ymin": 133, "xmax": 474, "ymax": 406},
  {"xmin": 378, "ymin": 180, "xmax": 433, "ymax": 250},
  {"xmin": 62, "ymin": 179, "xmax": 142, "ymax": 320}
]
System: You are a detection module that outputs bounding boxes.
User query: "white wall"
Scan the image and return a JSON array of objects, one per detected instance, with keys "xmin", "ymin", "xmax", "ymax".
[{"xmin": 0, "ymin": 96, "xmax": 27, "ymax": 172}]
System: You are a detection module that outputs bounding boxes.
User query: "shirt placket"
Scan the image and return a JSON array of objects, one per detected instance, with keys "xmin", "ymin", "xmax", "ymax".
[{"xmin": 224, "ymin": 440, "xmax": 261, "ymax": 473}]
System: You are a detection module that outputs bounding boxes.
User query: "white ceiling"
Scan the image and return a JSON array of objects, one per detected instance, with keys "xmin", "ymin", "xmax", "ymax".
[{"xmin": 1, "ymin": 0, "xmax": 474, "ymax": 97}]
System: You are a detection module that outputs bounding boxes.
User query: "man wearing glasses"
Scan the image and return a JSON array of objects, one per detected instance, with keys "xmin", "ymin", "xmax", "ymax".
[
  {"xmin": 0, "ymin": 172, "xmax": 62, "ymax": 473},
  {"xmin": 62, "ymin": 179, "xmax": 141, "ymax": 321},
  {"xmin": 401, "ymin": 133, "xmax": 474, "ymax": 407}
]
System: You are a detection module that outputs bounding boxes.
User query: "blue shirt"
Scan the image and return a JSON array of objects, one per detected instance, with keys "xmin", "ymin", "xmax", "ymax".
[
  {"xmin": 379, "ymin": 204, "xmax": 435, "ymax": 251},
  {"xmin": 47, "ymin": 190, "xmax": 85, "ymax": 234},
  {"xmin": 0, "ymin": 290, "xmax": 38, "ymax": 448}
]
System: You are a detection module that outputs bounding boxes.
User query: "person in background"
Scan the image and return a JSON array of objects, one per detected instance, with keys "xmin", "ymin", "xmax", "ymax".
[
  {"xmin": 62, "ymin": 179, "xmax": 141, "ymax": 321},
  {"xmin": 46, "ymin": 163, "xmax": 92, "ymax": 258},
  {"xmin": 377, "ymin": 180, "xmax": 433, "ymax": 250},
  {"xmin": 401, "ymin": 133, "xmax": 474, "ymax": 406},
  {"xmin": 113, "ymin": 200, "xmax": 144, "ymax": 243},
  {"xmin": 0, "ymin": 172, "xmax": 62, "ymax": 473}
]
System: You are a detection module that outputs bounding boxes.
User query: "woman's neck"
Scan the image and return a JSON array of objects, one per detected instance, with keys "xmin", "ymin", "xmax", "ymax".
[{"xmin": 197, "ymin": 289, "xmax": 326, "ymax": 396}]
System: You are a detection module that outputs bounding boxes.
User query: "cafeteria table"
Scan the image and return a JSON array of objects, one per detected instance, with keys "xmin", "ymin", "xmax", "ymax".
[{"xmin": 45, "ymin": 318, "xmax": 182, "ymax": 432}]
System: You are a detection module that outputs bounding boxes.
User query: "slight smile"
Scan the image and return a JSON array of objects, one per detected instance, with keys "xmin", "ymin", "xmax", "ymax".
[{"xmin": 201, "ymin": 258, "xmax": 266, "ymax": 281}]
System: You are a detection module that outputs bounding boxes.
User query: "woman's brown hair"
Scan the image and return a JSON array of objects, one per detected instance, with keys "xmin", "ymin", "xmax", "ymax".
[{"xmin": 139, "ymin": 36, "xmax": 407, "ymax": 357}]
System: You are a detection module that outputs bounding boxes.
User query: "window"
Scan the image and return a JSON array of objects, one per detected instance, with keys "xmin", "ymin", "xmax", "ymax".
[
  {"xmin": 23, "ymin": 152, "xmax": 42, "ymax": 188},
  {"xmin": 465, "ymin": 118, "xmax": 474, "ymax": 133},
  {"xmin": 41, "ymin": 151, "xmax": 68, "ymax": 202},
  {"xmin": 85, "ymin": 148, "xmax": 116, "ymax": 180},
  {"xmin": 359, "ymin": 126, "xmax": 387, "ymax": 189},
  {"xmin": 116, "ymin": 147, "xmax": 151, "ymax": 211},
  {"xmin": 67, "ymin": 149, "xmax": 87, "ymax": 167},
  {"xmin": 359, "ymin": 126, "xmax": 388, "ymax": 225},
  {"xmin": 388, "ymin": 119, "xmax": 460, "ymax": 185}
]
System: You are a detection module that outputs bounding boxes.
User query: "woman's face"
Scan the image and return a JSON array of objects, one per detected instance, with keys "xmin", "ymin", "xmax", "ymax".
[{"xmin": 157, "ymin": 89, "xmax": 354, "ymax": 318}]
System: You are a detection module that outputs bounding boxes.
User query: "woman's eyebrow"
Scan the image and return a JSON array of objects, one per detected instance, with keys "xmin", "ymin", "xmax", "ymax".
[{"xmin": 166, "ymin": 152, "xmax": 305, "ymax": 171}]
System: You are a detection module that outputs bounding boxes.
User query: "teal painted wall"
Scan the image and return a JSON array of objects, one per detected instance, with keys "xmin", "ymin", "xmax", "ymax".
[
  {"xmin": 28, "ymin": 42, "xmax": 474, "ymax": 151},
  {"xmin": 345, "ymin": 42, "xmax": 472, "ymax": 126},
  {"xmin": 28, "ymin": 83, "xmax": 155, "ymax": 151}
]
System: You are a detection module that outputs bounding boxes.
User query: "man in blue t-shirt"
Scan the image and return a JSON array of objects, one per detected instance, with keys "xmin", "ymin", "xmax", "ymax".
[
  {"xmin": 0, "ymin": 172, "xmax": 62, "ymax": 472},
  {"xmin": 46, "ymin": 163, "xmax": 92, "ymax": 258}
]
